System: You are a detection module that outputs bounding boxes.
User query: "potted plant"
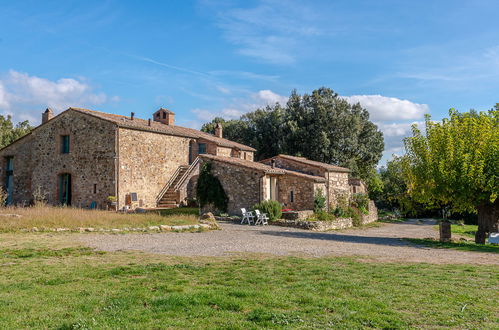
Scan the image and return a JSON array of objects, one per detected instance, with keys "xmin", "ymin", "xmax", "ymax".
[{"xmin": 107, "ymin": 196, "xmax": 117, "ymax": 211}]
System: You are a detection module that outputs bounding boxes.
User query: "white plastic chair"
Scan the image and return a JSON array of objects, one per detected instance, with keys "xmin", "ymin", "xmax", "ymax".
[
  {"xmin": 241, "ymin": 208, "xmax": 255, "ymax": 225},
  {"xmin": 254, "ymin": 210, "xmax": 269, "ymax": 226}
]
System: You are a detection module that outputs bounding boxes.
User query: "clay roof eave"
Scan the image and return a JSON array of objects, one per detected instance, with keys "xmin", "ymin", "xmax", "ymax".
[
  {"xmin": 69, "ymin": 107, "xmax": 256, "ymax": 152},
  {"xmin": 268, "ymin": 154, "xmax": 351, "ymax": 173}
]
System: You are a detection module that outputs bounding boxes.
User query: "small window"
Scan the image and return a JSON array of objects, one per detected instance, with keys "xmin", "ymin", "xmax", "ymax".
[
  {"xmin": 163, "ymin": 112, "xmax": 167, "ymax": 119},
  {"xmin": 93, "ymin": 184, "xmax": 97, "ymax": 194},
  {"xmin": 61, "ymin": 135, "xmax": 70, "ymax": 154},
  {"xmin": 290, "ymin": 190, "xmax": 294, "ymax": 203},
  {"xmin": 198, "ymin": 143, "xmax": 206, "ymax": 154}
]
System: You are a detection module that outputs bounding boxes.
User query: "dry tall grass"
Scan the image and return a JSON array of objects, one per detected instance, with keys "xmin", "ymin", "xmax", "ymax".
[{"xmin": 0, "ymin": 206, "xmax": 199, "ymax": 232}]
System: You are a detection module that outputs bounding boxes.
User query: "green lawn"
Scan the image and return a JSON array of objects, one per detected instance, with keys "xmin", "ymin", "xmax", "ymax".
[
  {"xmin": 0, "ymin": 245, "xmax": 497, "ymax": 328},
  {"xmin": 407, "ymin": 238, "xmax": 499, "ymax": 254}
]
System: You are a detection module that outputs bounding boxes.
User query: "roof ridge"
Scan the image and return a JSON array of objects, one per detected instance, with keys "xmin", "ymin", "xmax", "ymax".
[{"xmin": 68, "ymin": 107, "xmax": 256, "ymax": 151}]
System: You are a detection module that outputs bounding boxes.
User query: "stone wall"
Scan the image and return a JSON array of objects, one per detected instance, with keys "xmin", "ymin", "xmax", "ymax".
[
  {"xmin": 0, "ymin": 134, "xmax": 35, "ymax": 205},
  {"xmin": 200, "ymin": 158, "xmax": 264, "ymax": 215},
  {"xmin": 272, "ymin": 218, "xmax": 353, "ymax": 231},
  {"xmin": 277, "ymin": 175, "xmax": 325, "ymax": 211},
  {"xmin": 216, "ymin": 147, "xmax": 232, "ymax": 157},
  {"xmin": 0, "ymin": 111, "xmax": 118, "ymax": 208},
  {"xmin": 361, "ymin": 200, "xmax": 378, "ymax": 224},
  {"xmin": 327, "ymin": 171, "xmax": 351, "ymax": 208},
  {"xmin": 33, "ymin": 111, "xmax": 117, "ymax": 208},
  {"xmin": 118, "ymin": 128, "xmax": 190, "ymax": 209}
]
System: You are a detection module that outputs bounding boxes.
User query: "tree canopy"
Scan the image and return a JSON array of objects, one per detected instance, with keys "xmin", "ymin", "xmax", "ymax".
[
  {"xmin": 202, "ymin": 87, "xmax": 384, "ymax": 181},
  {"xmin": 0, "ymin": 115, "xmax": 33, "ymax": 149},
  {"xmin": 403, "ymin": 107, "xmax": 498, "ymax": 242}
]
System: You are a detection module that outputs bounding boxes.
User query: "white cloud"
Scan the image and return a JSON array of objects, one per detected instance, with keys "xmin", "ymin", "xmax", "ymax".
[
  {"xmin": 256, "ymin": 89, "xmax": 288, "ymax": 105},
  {"xmin": 344, "ymin": 95, "xmax": 428, "ymax": 121},
  {"xmin": 0, "ymin": 70, "xmax": 113, "ymax": 124},
  {"xmin": 221, "ymin": 108, "xmax": 244, "ymax": 118},
  {"xmin": 192, "ymin": 109, "xmax": 217, "ymax": 121},
  {"xmin": 191, "ymin": 89, "xmax": 288, "ymax": 123},
  {"xmin": 0, "ymin": 83, "xmax": 8, "ymax": 109}
]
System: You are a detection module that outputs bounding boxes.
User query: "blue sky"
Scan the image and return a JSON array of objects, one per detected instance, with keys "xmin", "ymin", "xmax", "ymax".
[{"xmin": 1, "ymin": 0, "xmax": 498, "ymax": 164}]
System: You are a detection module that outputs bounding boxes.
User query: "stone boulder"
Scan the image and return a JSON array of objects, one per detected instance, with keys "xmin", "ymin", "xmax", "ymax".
[{"xmin": 199, "ymin": 212, "xmax": 220, "ymax": 229}]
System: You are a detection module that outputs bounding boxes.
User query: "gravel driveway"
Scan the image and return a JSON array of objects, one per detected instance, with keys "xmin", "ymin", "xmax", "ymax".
[{"xmin": 79, "ymin": 219, "xmax": 498, "ymax": 264}]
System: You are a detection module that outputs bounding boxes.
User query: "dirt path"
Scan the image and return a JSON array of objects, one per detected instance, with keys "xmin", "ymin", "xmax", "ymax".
[{"xmin": 79, "ymin": 219, "xmax": 499, "ymax": 264}]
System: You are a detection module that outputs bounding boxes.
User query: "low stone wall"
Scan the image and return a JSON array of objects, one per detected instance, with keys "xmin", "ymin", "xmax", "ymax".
[
  {"xmin": 361, "ymin": 200, "xmax": 378, "ymax": 225},
  {"xmin": 282, "ymin": 210, "xmax": 314, "ymax": 221},
  {"xmin": 271, "ymin": 218, "xmax": 353, "ymax": 231}
]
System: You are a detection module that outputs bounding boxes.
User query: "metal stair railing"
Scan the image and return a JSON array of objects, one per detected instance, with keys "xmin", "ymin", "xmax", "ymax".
[
  {"xmin": 156, "ymin": 166, "xmax": 187, "ymax": 204},
  {"xmin": 173, "ymin": 157, "xmax": 200, "ymax": 192}
]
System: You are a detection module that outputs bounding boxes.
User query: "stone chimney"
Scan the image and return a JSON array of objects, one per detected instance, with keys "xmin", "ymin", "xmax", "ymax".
[
  {"xmin": 215, "ymin": 122, "xmax": 223, "ymax": 138},
  {"xmin": 153, "ymin": 108, "xmax": 175, "ymax": 126},
  {"xmin": 131, "ymin": 112, "xmax": 135, "ymax": 120},
  {"xmin": 42, "ymin": 108, "xmax": 53, "ymax": 124}
]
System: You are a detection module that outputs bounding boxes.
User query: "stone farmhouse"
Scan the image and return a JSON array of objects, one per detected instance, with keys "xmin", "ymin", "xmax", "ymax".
[{"xmin": 0, "ymin": 107, "xmax": 368, "ymax": 215}]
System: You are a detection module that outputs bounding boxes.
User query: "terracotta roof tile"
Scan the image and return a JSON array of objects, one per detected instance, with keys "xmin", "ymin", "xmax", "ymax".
[
  {"xmin": 200, "ymin": 154, "xmax": 325, "ymax": 182},
  {"xmin": 268, "ymin": 154, "xmax": 351, "ymax": 173},
  {"xmin": 70, "ymin": 107, "xmax": 256, "ymax": 152}
]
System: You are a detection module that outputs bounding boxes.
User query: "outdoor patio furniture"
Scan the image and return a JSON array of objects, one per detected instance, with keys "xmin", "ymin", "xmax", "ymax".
[
  {"xmin": 241, "ymin": 208, "xmax": 255, "ymax": 225},
  {"xmin": 254, "ymin": 210, "xmax": 269, "ymax": 226}
]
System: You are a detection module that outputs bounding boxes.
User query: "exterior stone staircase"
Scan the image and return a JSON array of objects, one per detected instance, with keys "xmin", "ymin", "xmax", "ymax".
[{"xmin": 157, "ymin": 166, "xmax": 189, "ymax": 208}]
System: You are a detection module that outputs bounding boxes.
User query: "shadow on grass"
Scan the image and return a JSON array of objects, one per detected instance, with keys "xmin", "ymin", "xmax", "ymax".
[{"xmin": 406, "ymin": 238, "xmax": 499, "ymax": 254}]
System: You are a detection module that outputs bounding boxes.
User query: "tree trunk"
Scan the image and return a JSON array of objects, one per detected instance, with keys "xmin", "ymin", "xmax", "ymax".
[{"xmin": 475, "ymin": 199, "xmax": 499, "ymax": 244}]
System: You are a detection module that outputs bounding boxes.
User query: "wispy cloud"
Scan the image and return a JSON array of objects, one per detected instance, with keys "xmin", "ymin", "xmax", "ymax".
[
  {"xmin": 207, "ymin": 0, "xmax": 325, "ymax": 64},
  {"xmin": 130, "ymin": 55, "xmax": 210, "ymax": 77},
  {"xmin": 391, "ymin": 44, "xmax": 499, "ymax": 87},
  {"xmin": 208, "ymin": 70, "xmax": 279, "ymax": 82}
]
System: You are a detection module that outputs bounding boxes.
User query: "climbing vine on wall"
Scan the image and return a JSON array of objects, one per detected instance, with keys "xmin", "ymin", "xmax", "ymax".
[{"xmin": 196, "ymin": 162, "xmax": 228, "ymax": 212}]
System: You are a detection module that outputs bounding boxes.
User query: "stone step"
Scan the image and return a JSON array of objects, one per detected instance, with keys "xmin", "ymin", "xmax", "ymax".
[{"xmin": 158, "ymin": 203, "xmax": 178, "ymax": 208}]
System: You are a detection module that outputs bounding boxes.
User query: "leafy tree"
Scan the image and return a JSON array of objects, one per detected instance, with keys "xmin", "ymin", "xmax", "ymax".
[
  {"xmin": 404, "ymin": 108, "xmax": 499, "ymax": 243},
  {"xmin": 201, "ymin": 87, "xmax": 384, "ymax": 182},
  {"xmin": 0, "ymin": 115, "xmax": 33, "ymax": 149},
  {"xmin": 374, "ymin": 155, "xmax": 430, "ymax": 216},
  {"xmin": 201, "ymin": 117, "xmax": 252, "ymax": 146}
]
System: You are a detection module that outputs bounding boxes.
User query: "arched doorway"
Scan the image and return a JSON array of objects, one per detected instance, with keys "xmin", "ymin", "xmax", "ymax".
[{"xmin": 59, "ymin": 173, "xmax": 72, "ymax": 206}]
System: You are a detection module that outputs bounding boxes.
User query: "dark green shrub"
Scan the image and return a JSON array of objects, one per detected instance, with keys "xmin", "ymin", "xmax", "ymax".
[
  {"xmin": 333, "ymin": 206, "xmax": 362, "ymax": 226},
  {"xmin": 253, "ymin": 200, "xmax": 282, "ymax": 221},
  {"xmin": 352, "ymin": 193, "xmax": 369, "ymax": 215},
  {"xmin": 313, "ymin": 211, "xmax": 336, "ymax": 221},
  {"xmin": 196, "ymin": 162, "xmax": 228, "ymax": 213},
  {"xmin": 314, "ymin": 188, "xmax": 326, "ymax": 213}
]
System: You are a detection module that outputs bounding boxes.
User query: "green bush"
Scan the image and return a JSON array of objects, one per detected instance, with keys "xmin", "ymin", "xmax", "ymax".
[
  {"xmin": 312, "ymin": 211, "xmax": 336, "ymax": 221},
  {"xmin": 314, "ymin": 188, "xmax": 326, "ymax": 213},
  {"xmin": 352, "ymin": 193, "xmax": 369, "ymax": 215},
  {"xmin": 253, "ymin": 200, "xmax": 282, "ymax": 221},
  {"xmin": 196, "ymin": 162, "xmax": 228, "ymax": 213},
  {"xmin": 333, "ymin": 206, "xmax": 362, "ymax": 226}
]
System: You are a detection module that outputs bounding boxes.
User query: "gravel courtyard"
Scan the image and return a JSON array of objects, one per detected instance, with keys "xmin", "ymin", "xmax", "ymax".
[{"xmin": 80, "ymin": 219, "xmax": 498, "ymax": 264}]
